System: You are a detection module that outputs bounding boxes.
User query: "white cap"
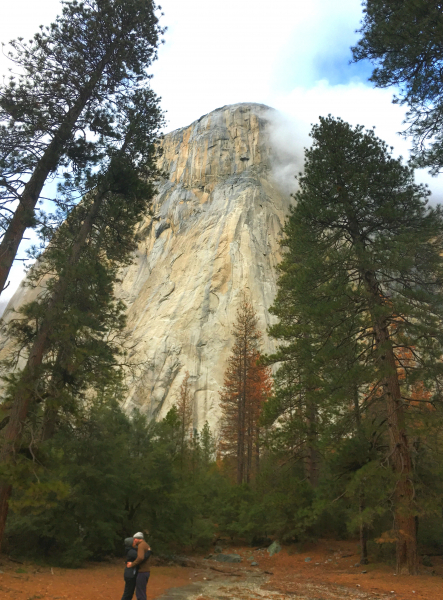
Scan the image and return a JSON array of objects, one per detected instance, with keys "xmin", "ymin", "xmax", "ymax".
[{"xmin": 133, "ymin": 531, "xmax": 144, "ymax": 539}]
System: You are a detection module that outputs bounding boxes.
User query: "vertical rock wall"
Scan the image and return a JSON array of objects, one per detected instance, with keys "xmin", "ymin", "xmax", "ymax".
[{"xmin": 117, "ymin": 103, "xmax": 293, "ymax": 430}]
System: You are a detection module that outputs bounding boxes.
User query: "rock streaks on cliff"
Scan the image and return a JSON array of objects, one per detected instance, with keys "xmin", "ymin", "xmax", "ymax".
[{"xmin": 117, "ymin": 103, "xmax": 294, "ymax": 430}]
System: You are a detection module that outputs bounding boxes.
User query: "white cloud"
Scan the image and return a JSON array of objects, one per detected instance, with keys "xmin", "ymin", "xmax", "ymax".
[
  {"xmin": 269, "ymin": 81, "xmax": 443, "ymax": 203},
  {"xmin": 151, "ymin": 0, "xmax": 365, "ymax": 131}
]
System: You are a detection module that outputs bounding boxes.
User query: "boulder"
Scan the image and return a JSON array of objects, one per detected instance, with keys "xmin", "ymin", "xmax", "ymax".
[
  {"xmin": 267, "ymin": 541, "xmax": 282, "ymax": 556},
  {"xmin": 215, "ymin": 554, "xmax": 242, "ymax": 563}
]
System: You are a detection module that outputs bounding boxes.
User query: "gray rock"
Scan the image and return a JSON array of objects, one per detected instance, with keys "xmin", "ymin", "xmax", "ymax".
[
  {"xmin": 251, "ymin": 561, "xmax": 259, "ymax": 566},
  {"xmin": 215, "ymin": 553, "xmax": 242, "ymax": 563},
  {"xmin": 305, "ymin": 557, "xmax": 311, "ymax": 562},
  {"xmin": 267, "ymin": 541, "xmax": 282, "ymax": 556}
]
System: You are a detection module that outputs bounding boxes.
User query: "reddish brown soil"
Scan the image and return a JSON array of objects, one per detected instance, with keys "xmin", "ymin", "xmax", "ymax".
[
  {"xmin": 231, "ymin": 539, "xmax": 443, "ymax": 600},
  {"xmin": 1, "ymin": 540, "xmax": 442, "ymax": 600},
  {"xmin": 0, "ymin": 559, "xmax": 192, "ymax": 600}
]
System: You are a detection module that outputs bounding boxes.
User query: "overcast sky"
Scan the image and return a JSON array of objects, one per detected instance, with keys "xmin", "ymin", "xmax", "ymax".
[{"xmin": 1, "ymin": 0, "xmax": 443, "ymax": 307}]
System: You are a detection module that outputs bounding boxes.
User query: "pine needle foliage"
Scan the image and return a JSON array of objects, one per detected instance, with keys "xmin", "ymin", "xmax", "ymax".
[
  {"xmin": 352, "ymin": 0, "xmax": 443, "ymax": 173},
  {"xmin": 268, "ymin": 115, "xmax": 443, "ymax": 574},
  {"xmin": 0, "ymin": 89, "xmax": 163, "ymax": 548},
  {"xmin": 0, "ymin": 0, "xmax": 164, "ymax": 294}
]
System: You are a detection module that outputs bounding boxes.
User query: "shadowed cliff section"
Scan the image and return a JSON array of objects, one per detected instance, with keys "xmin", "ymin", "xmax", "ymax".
[{"xmin": 116, "ymin": 103, "xmax": 294, "ymax": 429}]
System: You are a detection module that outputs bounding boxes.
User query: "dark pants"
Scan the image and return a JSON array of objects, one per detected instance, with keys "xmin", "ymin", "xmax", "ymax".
[
  {"xmin": 121, "ymin": 576, "xmax": 136, "ymax": 600},
  {"xmin": 135, "ymin": 571, "xmax": 150, "ymax": 600}
]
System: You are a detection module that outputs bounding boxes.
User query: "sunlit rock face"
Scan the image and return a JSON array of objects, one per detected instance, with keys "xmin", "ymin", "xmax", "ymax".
[
  {"xmin": 1, "ymin": 103, "xmax": 295, "ymax": 431},
  {"xmin": 118, "ymin": 103, "xmax": 293, "ymax": 430}
]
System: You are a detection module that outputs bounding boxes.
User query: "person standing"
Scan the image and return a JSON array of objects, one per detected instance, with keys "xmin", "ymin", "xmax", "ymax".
[
  {"xmin": 127, "ymin": 532, "xmax": 151, "ymax": 600},
  {"xmin": 121, "ymin": 537, "xmax": 138, "ymax": 600}
]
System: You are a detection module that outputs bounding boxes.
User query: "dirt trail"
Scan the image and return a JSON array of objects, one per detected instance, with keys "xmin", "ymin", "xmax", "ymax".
[
  {"xmin": 155, "ymin": 574, "xmax": 393, "ymax": 600},
  {"xmin": 1, "ymin": 540, "xmax": 442, "ymax": 600}
]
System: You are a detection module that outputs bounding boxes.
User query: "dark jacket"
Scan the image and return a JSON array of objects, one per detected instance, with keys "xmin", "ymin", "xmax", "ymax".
[{"xmin": 124, "ymin": 537, "xmax": 138, "ymax": 579}]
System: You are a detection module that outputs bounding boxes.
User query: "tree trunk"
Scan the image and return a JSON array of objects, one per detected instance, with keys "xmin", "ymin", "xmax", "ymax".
[
  {"xmin": 347, "ymin": 202, "xmax": 418, "ymax": 574},
  {"xmin": 373, "ymin": 321, "xmax": 417, "ymax": 574},
  {"xmin": 305, "ymin": 399, "xmax": 319, "ymax": 487},
  {"xmin": 359, "ymin": 492, "xmax": 368, "ymax": 565},
  {"xmin": 236, "ymin": 358, "xmax": 245, "ymax": 485},
  {"xmin": 353, "ymin": 385, "xmax": 368, "ymax": 564},
  {"xmin": 237, "ymin": 340, "xmax": 248, "ymax": 485},
  {"xmin": 255, "ymin": 425, "xmax": 260, "ymax": 475},
  {"xmin": 363, "ymin": 269, "xmax": 417, "ymax": 575},
  {"xmin": 0, "ymin": 483, "xmax": 12, "ymax": 549},
  {"xmin": 0, "ymin": 47, "xmax": 115, "ymax": 296},
  {"xmin": 245, "ymin": 405, "xmax": 253, "ymax": 483}
]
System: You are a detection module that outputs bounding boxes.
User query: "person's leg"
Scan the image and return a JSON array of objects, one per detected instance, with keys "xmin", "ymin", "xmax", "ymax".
[
  {"xmin": 135, "ymin": 571, "xmax": 150, "ymax": 600},
  {"xmin": 121, "ymin": 577, "xmax": 136, "ymax": 600}
]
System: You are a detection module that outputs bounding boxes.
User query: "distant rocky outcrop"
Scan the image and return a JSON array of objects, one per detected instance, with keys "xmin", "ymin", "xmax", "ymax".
[{"xmin": 1, "ymin": 103, "xmax": 296, "ymax": 432}]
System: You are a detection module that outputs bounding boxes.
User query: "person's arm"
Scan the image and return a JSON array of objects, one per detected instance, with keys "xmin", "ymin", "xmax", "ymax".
[{"xmin": 126, "ymin": 548, "xmax": 138, "ymax": 567}]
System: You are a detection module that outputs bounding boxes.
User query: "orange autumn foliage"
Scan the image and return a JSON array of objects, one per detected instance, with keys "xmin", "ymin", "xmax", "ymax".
[{"xmin": 219, "ymin": 298, "xmax": 272, "ymax": 484}]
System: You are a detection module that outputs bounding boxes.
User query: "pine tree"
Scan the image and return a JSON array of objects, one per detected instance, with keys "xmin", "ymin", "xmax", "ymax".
[
  {"xmin": 268, "ymin": 116, "xmax": 443, "ymax": 574},
  {"xmin": 0, "ymin": 0, "xmax": 163, "ymax": 294},
  {"xmin": 0, "ymin": 89, "xmax": 163, "ymax": 548},
  {"xmin": 352, "ymin": 0, "xmax": 443, "ymax": 172},
  {"xmin": 199, "ymin": 421, "xmax": 216, "ymax": 468},
  {"xmin": 175, "ymin": 371, "xmax": 193, "ymax": 466},
  {"xmin": 219, "ymin": 298, "xmax": 272, "ymax": 484}
]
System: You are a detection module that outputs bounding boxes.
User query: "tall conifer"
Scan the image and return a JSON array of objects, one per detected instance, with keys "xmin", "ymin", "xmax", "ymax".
[
  {"xmin": 0, "ymin": 0, "xmax": 163, "ymax": 294},
  {"xmin": 269, "ymin": 116, "xmax": 443, "ymax": 574},
  {"xmin": 0, "ymin": 89, "xmax": 163, "ymax": 547},
  {"xmin": 219, "ymin": 298, "xmax": 272, "ymax": 484},
  {"xmin": 175, "ymin": 371, "xmax": 193, "ymax": 467}
]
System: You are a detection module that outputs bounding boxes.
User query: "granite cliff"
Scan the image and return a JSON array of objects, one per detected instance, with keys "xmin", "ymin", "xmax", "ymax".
[{"xmin": 3, "ymin": 103, "xmax": 296, "ymax": 431}]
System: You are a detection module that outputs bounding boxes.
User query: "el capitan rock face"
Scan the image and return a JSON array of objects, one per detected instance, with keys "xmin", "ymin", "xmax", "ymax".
[
  {"xmin": 2, "ymin": 103, "xmax": 296, "ymax": 431},
  {"xmin": 117, "ymin": 103, "xmax": 293, "ymax": 430}
]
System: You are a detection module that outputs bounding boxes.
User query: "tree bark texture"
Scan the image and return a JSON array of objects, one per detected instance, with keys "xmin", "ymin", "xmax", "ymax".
[
  {"xmin": 359, "ymin": 492, "xmax": 369, "ymax": 565},
  {"xmin": 305, "ymin": 400, "xmax": 319, "ymax": 487},
  {"xmin": 364, "ymin": 270, "xmax": 417, "ymax": 575}
]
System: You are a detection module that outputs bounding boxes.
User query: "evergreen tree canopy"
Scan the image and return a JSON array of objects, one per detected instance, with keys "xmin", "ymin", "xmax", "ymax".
[
  {"xmin": 0, "ymin": 0, "xmax": 163, "ymax": 294},
  {"xmin": 270, "ymin": 116, "xmax": 443, "ymax": 408},
  {"xmin": 352, "ymin": 0, "xmax": 443, "ymax": 172},
  {"xmin": 0, "ymin": 88, "xmax": 163, "ymax": 549},
  {"xmin": 4, "ymin": 402, "xmax": 221, "ymax": 565},
  {"xmin": 268, "ymin": 115, "xmax": 443, "ymax": 574}
]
